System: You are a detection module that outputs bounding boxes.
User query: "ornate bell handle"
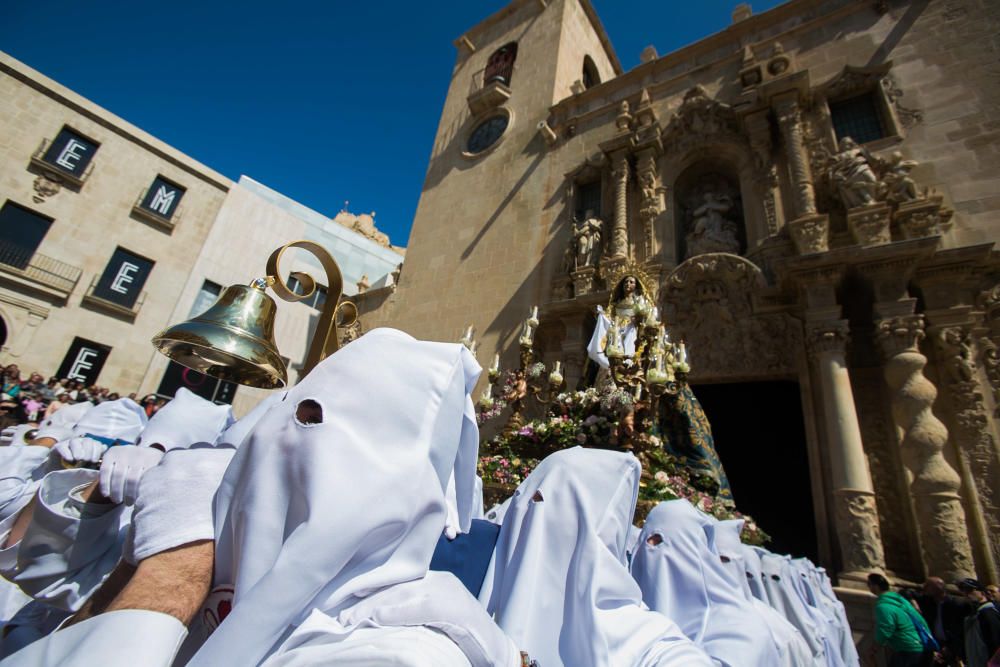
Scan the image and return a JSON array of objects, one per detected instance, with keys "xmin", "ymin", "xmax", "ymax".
[{"xmin": 265, "ymin": 240, "xmax": 358, "ymax": 378}]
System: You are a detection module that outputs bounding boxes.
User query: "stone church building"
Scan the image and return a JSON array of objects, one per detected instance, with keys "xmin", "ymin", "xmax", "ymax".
[{"xmin": 358, "ymin": 0, "xmax": 1000, "ymax": 632}]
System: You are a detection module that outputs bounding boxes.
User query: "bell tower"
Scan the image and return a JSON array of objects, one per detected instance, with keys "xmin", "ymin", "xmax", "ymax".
[{"xmin": 384, "ymin": 0, "xmax": 620, "ymax": 360}]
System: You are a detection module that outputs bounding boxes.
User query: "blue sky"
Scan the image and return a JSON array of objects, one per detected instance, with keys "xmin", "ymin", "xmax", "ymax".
[{"xmin": 2, "ymin": 1, "xmax": 784, "ymax": 247}]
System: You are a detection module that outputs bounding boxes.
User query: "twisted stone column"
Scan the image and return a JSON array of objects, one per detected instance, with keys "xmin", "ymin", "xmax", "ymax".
[
  {"xmin": 611, "ymin": 153, "xmax": 629, "ymax": 258},
  {"xmin": 775, "ymin": 95, "xmax": 817, "ymax": 217},
  {"xmin": 877, "ymin": 315, "xmax": 975, "ymax": 580},
  {"xmin": 807, "ymin": 321, "xmax": 886, "ymax": 575}
]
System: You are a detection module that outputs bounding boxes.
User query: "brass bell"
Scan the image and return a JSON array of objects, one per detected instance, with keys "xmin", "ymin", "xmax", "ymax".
[{"xmin": 151, "ymin": 282, "xmax": 287, "ymax": 388}]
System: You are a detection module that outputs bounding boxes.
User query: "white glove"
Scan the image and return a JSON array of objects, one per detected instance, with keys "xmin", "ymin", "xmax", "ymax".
[
  {"xmin": 339, "ymin": 571, "xmax": 522, "ymax": 667},
  {"xmin": 126, "ymin": 445, "xmax": 235, "ymax": 565},
  {"xmin": 99, "ymin": 445, "xmax": 164, "ymax": 505},
  {"xmin": 52, "ymin": 436, "xmax": 107, "ymax": 465}
]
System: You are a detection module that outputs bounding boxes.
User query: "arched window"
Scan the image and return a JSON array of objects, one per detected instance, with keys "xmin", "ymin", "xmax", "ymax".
[
  {"xmin": 485, "ymin": 42, "xmax": 517, "ymax": 86},
  {"xmin": 582, "ymin": 56, "xmax": 600, "ymax": 89}
]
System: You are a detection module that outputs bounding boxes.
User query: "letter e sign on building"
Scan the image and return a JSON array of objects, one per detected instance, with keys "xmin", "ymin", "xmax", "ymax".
[
  {"xmin": 93, "ymin": 248, "xmax": 154, "ymax": 309},
  {"xmin": 57, "ymin": 337, "xmax": 112, "ymax": 385}
]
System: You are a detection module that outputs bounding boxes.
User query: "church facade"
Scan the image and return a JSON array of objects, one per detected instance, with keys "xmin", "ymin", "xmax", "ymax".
[{"xmin": 362, "ymin": 0, "xmax": 1000, "ymax": 621}]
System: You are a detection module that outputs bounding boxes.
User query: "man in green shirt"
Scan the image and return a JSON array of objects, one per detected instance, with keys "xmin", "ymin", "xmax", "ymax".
[{"xmin": 868, "ymin": 573, "xmax": 936, "ymax": 667}]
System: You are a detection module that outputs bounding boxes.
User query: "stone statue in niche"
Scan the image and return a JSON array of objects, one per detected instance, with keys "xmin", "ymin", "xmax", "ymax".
[
  {"xmin": 828, "ymin": 136, "xmax": 879, "ymax": 208},
  {"xmin": 684, "ymin": 191, "xmax": 741, "ymax": 258},
  {"xmin": 570, "ymin": 210, "xmax": 603, "ymax": 270}
]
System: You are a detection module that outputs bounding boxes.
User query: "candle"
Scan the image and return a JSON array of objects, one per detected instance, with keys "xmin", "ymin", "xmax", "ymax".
[
  {"xmin": 530, "ymin": 306, "xmax": 538, "ymax": 320},
  {"xmin": 478, "ymin": 383, "xmax": 494, "ymax": 409},
  {"xmin": 679, "ymin": 342, "xmax": 688, "ymax": 364},
  {"xmin": 549, "ymin": 360, "xmax": 563, "ymax": 386},
  {"xmin": 490, "ymin": 354, "xmax": 500, "ymax": 373}
]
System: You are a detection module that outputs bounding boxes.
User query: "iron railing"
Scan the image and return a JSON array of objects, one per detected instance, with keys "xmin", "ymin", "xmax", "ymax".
[{"xmin": 0, "ymin": 240, "xmax": 82, "ymax": 295}]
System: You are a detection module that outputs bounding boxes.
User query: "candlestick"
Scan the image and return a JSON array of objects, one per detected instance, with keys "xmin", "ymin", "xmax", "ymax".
[
  {"xmin": 528, "ymin": 306, "xmax": 539, "ymax": 327},
  {"xmin": 490, "ymin": 353, "xmax": 500, "ymax": 373}
]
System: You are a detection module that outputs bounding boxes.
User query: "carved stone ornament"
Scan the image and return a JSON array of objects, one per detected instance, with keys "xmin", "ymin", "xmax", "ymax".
[
  {"xmin": 876, "ymin": 314, "xmax": 925, "ymax": 358},
  {"xmin": 833, "ymin": 489, "xmax": 888, "ymax": 573},
  {"xmin": 787, "ymin": 213, "xmax": 830, "ymax": 255},
  {"xmin": 662, "ymin": 86, "xmax": 744, "ymax": 155},
  {"xmin": 847, "ymin": 203, "xmax": 892, "ymax": 247},
  {"xmin": 896, "ymin": 195, "xmax": 954, "ymax": 239},
  {"xmin": 663, "ymin": 253, "xmax": 798, "ymax": 380},
  {"xmin": 32, "ymin": 173, "xmax": 61, "ymax": 203},
  {"xmin": 805, "ymin": 321, "xmax": 850, "ymax": 357},
  {"xmin": 570, "ymin": 266, "xmax": 597, "ymax": 297},
  {"xmin": 882, "ymin": 75, "xmax": 923, "ymax": 129}
]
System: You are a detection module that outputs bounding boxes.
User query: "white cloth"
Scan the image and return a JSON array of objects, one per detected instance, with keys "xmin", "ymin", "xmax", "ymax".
[
  {"xmin": 0, "ymin": 424, "xmax": 38, "ymax": 448},
  {"xmin": 126, "ymin": 445, "xmax": 236, "ymax": 565},
  {"xmin": 709, "ymin": 519, "xmax": 817, "ymax": 667},
  {"xmin": 760, "ymin": 551, "xmax": 828, "ymax": 661},
  {"xmin": 791, "ymin": 558, "xmax": 855, "ymax": 667},
  {"xmin": 741, "ymin": 544, "xmax": 771, "ymax": 605},
  {"xmin": 486, "ymin": 446, "xmax": 713, "ymax": 667},
  {"xmin": 0, "ymin": 446, "xmax": 49, "ymax": 523},
  {"xmin": 484, "ymin": 497, "xmax": 510, "ymax": 525},
  {"xmin": 336, "ymin": 571, "xmax": 519, "ymax": 667},
  {"xmin": 215, "ymin": 392, "xmax": 285, "ymax": 449},
  {"xmin": 98, "ymin": 445, "xmax": 164, "ymax": 505},
  {"xmin": 3, "ymin": 469, "xmax": 128, "ymax": 612},
  {"xmin": 34, "ymin": 402, "xmax": 94, "ymax": 443},
  {"xmin": 586, "ymin": 306, "xmax": 638, "ymax": 369},
  {"xmin": 71, "ymin": 398, "xmax": 147, "ymax": 443},
  {"xmin": 188, "ymin": 328, "xmax": 484, "ymax": 666},
  {"xmin": 631, "ymin": 500, "xmax": 780, "ymax": 666},
  {"xmin": 471, "ymin": 475, "xmax": 484, "ymax": 520},
  {"xmin": 138, "ymin": 387, "xmax": 235, "ymax": 451},
  {"xmin": 0, "ymin": 609, "xmax": 187, "ymax": 667}
]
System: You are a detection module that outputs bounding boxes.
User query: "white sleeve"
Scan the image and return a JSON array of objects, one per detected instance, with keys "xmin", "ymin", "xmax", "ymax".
[
  {"xmin": 0, "ymin": 609, "xmax": 187, "ymax": 667},
  {"xmin": 12, "ymin": 469, "xmax": 129, "ymax": 611}
]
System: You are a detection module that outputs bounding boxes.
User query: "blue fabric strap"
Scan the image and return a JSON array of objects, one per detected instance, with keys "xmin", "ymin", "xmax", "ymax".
[{"xmin": 81, "ymin": 433, "xmax": 133, "ymax": 448}]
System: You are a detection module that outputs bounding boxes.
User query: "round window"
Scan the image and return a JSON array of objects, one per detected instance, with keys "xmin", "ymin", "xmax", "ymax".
[{"xmin": 466, "ymin": 114, "xmax": 509, "ymax": 154}]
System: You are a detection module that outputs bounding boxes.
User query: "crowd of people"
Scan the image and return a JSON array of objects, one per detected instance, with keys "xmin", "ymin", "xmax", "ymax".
[
  {"xmin": 0, "ymin": 329, "xmax": 996, "ymax": 666},
  {"xmin": 868, "ymin": 573, "xmax": 1000, "ymax": 666},
  {"xmin": 0, "ymin": 363, "xmax": 167, "ymax": 427}
]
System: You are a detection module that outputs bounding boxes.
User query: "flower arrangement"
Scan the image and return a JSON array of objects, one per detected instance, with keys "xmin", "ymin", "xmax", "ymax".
[{"xmin": 478, "ymin": 454, "xmax": 538, "ymax": 488}]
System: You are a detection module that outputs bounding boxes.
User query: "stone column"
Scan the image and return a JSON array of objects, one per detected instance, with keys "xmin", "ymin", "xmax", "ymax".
[
  {"xmin": 807, "ymin": 320, "xmax": 886, "ymax": 576},
  {"xmin": 744, "ymin": 109, "xmax": 780, "ymax": 237},
  {"xmin": 929, "ymin": 321, "xmax": 1000, "ymax": 583},
  {"xmin": 774, "ymin": 93, "xmax": 816, "ymax": 217},
  {"xmin": 610, "ymin": 152, "xmax": 630, "ymax": 259},
  {"xmin": 877, "ymin": 315, "xmax": 975, "ymax": 581}
]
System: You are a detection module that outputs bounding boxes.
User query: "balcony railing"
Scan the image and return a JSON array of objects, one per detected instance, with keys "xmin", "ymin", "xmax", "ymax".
[
  {"xmin": 80, "ymin": 275, "xmax": 146, "ymax": 321},
  {"xmin": 130, "ymin": 188, "xmax": 181, "ymax": 233},
  {"xmin": 29, "ymin": 139, "xmax": 94, "ymax": 188},
  {"xmin": 467, "ymin": 64, "xmax": 513, "ymax": 115},
  {"xmin": 0, "ymin": 240, "xmax": 82, "ymax": 297}
]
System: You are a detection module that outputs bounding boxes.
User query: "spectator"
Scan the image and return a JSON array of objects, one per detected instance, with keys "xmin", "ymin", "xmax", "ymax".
[
  {"xmin": 44, "ymin": 392, "xmax": 72, "ymax": 419},
  {"xmin": 2, "ymin": 365, "xmax": 22, "ymax": 401},
  {"xmin": 957, "ymin": 578, "xmax": 1000, "ymax": 667},
  {"xmin": 21, "ymin": 393, "xmax": 44, "ymax": 422},
  {"xmin": 919, "ymin": 576, "xmax": 974, "ymax": 665},
  {"xmin": 38, "ymin": 378, "xmax": 58, "ymax": 402},
  {"xmin": 141, "ymin": 394, "xmax": 158, "ymax": 418},
  {"xmin": 987, "ymin": 585, "xmax": 1000, "ymax": 605},
  {"xmin": 868, "ymin": 572, "xmax": 936, "ymax": 667}
]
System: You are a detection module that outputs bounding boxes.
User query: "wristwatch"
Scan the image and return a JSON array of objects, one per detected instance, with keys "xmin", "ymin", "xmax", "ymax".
[{"xmin": 520, "ymin": 651, "xmax": 540, "ymax": 667}]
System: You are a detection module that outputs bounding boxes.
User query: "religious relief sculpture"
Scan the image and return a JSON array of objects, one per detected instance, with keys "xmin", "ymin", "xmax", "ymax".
[
  {"xmin": 684, "ymin": 191, "xmax": 741, "ymax": 259},
  {"xmin": 827, "ymin": 137, "xmax": 880, "ymax": 209}
]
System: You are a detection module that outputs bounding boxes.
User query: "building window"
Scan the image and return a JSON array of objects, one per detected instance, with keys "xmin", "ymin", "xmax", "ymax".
[
  {"xmin": 466, "ymin": 114, "xmax": 509, "ymax": 154},
  {"xmin": 156, "ymin": 360, "xmax": 236, "ymax": 405},
  {"xmin": 92, "ymin": 247, "xmax": 154, "ymax": 309},
  {"xmin": 189, "ymin": 280, "xmax": 223, "ymax": 317},
  {"xmin": 0, "ymin": 202, "xmax": 53, "ymax": 270},
  {"xmin": 56, "ymin": 337, "xmax": 111, "ymax": 385},
  {"xmin": 829, "ymin": 92, "xmax": 885, "ymax": 145},
  {"xmin": 41, "ymin": 126, "xmax": 99, "ymax": 179},
  {"xmin": 485, "ymin": 42, "xmax": 517, "ymax": 86},
  {"xmin": 139, "ymin": 176, "xmax": 185, "ymax": 220},
  {"xmin": 287, "ymin": 275, "xmax": 328, "ymax": 310},
  {"xmin": 582, "ymin": 56, "xmax": 600, "ymax": 89},
  {"xmin": 575, "ymin": 181, "xmax": 602, "ymax": 221}
]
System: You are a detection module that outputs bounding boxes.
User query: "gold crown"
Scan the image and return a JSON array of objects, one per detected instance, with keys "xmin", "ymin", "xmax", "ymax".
[{"xmin": 601, "ymin": 259, "xmax": 658, "ymax": 308}]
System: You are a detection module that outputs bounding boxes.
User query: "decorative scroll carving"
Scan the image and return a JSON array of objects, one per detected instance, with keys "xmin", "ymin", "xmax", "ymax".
[
  {"xmin": 32, "ymin": 174, "xmax": 61, "ymax": 203},
  {"xmin": 853, "ymin": 370, "xmax": 920, "ymax": 576},
  {"xmin": 877, "ymin": 315, "xmax": 975, "ymax": 580},
  {"xmin": 834, "ymin": 490, "xmax": 887, "ymax": 572},
  {"xmin": 882, "ymin": 75, "xmax": 923, "ymax": 129},
  {"xmin": 663, "ymin": 254, "xmax": 798, "ymax": 379},
  {"xmin": 775, "ymin": 96, "xmax": 817, "ymax": 217},
  {"xmin": 805, "ymin": 320, "xmax": 850, "ymax": 357}
]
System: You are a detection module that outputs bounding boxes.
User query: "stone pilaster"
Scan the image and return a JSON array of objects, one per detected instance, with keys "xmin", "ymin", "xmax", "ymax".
[
  {"xmin": 877, "ymin": 315, "xmax": 975, "ymax": 581},
  {"xmin": 806, "ymin": 320, "xmax": 886, "ymax": 576},
  {"xmin": 744, "ymin": 109, "xmax": 780, "ymax": 237},
  {"xmin": 635, "ymin": 149, "xmax": 662, "ymax": 262},
  {"xmin": 930, "ymin": 322, "xmax": 1000, "ymax": 583},
  {"xmin": 610, "ymin": 152, "xmax": 630, "ymax": 259}
]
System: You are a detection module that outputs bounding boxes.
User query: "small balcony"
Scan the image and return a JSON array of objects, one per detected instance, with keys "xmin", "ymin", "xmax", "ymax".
[
  {"xmin": 0, "ymin": 240, "xmax": 82, "ymax": 299},
  {"xmin": 29, "ymin": 138, "xmax": 94, "ymax": 188},
  {"xmin": 80, "ymin": 275, "xmax": 146, "ymax": 321},
  {"xmin": 467, "ymin": 64, "xmax": 513, "ymax": 115},
  {"xmin": 130, "ymin": 188, "xmax": 181, "ymax": 233}
]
